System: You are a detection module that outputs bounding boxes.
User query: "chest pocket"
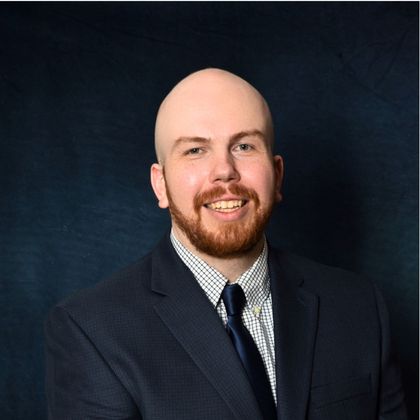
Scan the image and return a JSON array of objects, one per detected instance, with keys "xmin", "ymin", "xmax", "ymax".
[{"xmin": 308, "ymin": 374, "xmax": 374, "ymax": 420}]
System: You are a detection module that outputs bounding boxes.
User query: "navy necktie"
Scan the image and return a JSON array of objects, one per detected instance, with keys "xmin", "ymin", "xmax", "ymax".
[{"xmin": 222, "ymin": 283, "xmax": 277, "ymax": 420}]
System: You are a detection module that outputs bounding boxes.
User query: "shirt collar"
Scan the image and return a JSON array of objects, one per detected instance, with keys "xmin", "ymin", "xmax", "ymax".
[{"xmin": 170, "ymin": 230, "xmax": 270, "ymax": 311}]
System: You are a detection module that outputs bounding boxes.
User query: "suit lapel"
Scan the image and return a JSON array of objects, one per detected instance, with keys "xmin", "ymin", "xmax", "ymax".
[
  {"xmin": 151, "ymin": 235, "xmax": 263, "ymax": 420},
  {"xmin": 269, "ymin": 248, "xmax": 319, "ymax": 420}
]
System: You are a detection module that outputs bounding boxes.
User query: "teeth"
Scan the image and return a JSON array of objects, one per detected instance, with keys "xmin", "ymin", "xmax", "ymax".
[{"xmin": 207, "ymin": 200, "xmax": 244, "ymax": 211}]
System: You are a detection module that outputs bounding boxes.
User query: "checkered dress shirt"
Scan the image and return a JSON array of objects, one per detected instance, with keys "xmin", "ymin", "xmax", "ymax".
[{"xmin": 170, "ymin": 231, "xmax": 277, "ymax": 402}]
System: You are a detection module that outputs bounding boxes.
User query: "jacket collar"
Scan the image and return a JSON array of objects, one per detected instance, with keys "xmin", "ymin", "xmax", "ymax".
[
  {"xmin": 268, "ymin": 246, "xmax": 319, "ymax": 420},
  {"xmin": 150, "ymin": 233, "xmax": 264, "ymax": 420}
]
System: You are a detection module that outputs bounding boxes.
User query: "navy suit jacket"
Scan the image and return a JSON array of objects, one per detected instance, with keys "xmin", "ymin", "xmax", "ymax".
[{"xmin": 45, "ymin": 233, "xmax": 407, "ymax": 419}]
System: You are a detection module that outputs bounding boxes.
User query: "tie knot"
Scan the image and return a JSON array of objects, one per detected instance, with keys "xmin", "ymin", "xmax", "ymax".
[{"xmin": 222, "ymin": 283, "xmax": 246, "ymax": 317}]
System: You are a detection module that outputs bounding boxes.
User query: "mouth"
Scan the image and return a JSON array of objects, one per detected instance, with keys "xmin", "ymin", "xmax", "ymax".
[{"xmin": 204, "ymin": 199, "xmax": 247, "ymax": 213}]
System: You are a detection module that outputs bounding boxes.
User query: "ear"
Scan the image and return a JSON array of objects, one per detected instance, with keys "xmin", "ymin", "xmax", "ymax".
[
  {"xmin": 273, "ymin": 155, "xmax": 284, "ymax": 203},
  {"xmin": 150, "ymin": 163, "xmax": 169, "ymax": 208}
]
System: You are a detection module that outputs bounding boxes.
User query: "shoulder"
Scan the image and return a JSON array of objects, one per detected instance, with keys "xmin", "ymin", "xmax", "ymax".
[
  {"xmin": 268, "ymin": 246, "xmax": 389, "ymax": 347},
  {"xmin": 49, "ymin": 249, "xmax": 157, "ymax": 327},
  {"xmin": 47, "ymin": 232, "xmax": 181, "ymax": 331},
  {"xmin": 268, "ymin": 246, "xmax": 381, "ymax": 307}
]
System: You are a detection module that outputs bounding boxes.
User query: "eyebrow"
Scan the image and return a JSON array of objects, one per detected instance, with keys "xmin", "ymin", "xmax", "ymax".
[
  {"xmin": 230, "ymin": 129, "xmax": 265, "ymax": 142},
  {"xmin": 171, "ymin": 129, "xmax": 266, "ymax": 152},
  {"xmin": 171, "ymin": 136, "xmax": 211, "ymax": 154}
]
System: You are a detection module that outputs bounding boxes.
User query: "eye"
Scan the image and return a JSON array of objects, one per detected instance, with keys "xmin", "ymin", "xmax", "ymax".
[
  {"xmin": 234, "ymin": 143, "xmax": 253, "ymax": 152},
  {"xmin": 185, "ymin": 147, "xmax": 203, "ymax": 155}
]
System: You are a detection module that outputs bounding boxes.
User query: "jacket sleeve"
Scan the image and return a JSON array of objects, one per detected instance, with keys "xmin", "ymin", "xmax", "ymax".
[
  {"xmin": 374, "ymin": 284, "xmax": 408, "ymax": 420},
  {"xmin": 45, "ymin": 305, "xmax": 142, "ymax": 420}
]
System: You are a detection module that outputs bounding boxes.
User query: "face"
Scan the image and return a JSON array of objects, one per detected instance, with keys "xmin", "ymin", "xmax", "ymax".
[{"xmin": 151, "ymin": 70, "xmax": 283, "ymax": 258}]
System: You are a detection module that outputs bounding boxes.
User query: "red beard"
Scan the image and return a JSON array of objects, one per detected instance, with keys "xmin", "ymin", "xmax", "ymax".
[{"xmin": 166, "ymin": 182, "xmax": 274, "ymax": 258}]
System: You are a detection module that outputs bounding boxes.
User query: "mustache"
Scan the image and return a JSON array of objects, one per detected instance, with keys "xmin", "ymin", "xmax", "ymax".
[{"xmin": 194, "ymin": 184, "xmax": 260, "ymax": 212}]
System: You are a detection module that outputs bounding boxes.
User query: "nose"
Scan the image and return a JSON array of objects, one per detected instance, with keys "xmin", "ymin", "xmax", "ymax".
[{"xmin": 209, "ymin": 151, "xmax": 240, "ymax": 184}]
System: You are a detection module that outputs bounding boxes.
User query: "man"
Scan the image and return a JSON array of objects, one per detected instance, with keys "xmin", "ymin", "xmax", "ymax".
[{"xmin": 45, "ymin": 68, "xmax": 406, "ymax": 419}]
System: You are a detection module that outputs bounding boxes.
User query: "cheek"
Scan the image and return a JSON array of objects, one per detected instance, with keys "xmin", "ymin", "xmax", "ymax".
[
  {"xmin": 183, "ymin": 169, "xmax": 203, "ymax": 190},
  {"xmin": 166, "ymin": 165, "xmax": 205, "ymax": 203},
  {"xmin": 241, "ymin": 165, "xmax": 276, "ymax": 198}
]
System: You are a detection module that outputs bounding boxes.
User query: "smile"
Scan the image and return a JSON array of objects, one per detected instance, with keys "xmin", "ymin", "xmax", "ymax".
[{"xmin": 205, "ymin": 200, "xmax": 246, "ymax": 212}]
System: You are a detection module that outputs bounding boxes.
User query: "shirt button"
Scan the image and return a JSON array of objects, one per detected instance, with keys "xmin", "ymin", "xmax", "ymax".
[{"xmin": 253, "ymin": 306, "xmax": 262, "ymax": 316}]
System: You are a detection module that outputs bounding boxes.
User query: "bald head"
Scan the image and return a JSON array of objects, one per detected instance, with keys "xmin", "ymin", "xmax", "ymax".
[{"xmin": 154, "ymin": 68, "xmax": 274, "ymax": 163}]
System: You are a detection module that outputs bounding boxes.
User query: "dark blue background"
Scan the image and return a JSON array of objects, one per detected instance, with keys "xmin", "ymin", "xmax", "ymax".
[{"xmin": 1, "ymin": 3, "xmax": 418, "ymax": 419}]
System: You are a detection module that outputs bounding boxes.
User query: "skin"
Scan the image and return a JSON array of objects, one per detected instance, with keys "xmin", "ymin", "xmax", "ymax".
[{"xmin": 151, "ymin": 68, "xmax": 284, "ymax": 281}]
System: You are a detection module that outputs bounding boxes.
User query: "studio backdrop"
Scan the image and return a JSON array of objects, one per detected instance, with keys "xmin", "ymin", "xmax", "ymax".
[{"xmin": 1, "ymin": 2, "xmax": 418, "ymax": 419}]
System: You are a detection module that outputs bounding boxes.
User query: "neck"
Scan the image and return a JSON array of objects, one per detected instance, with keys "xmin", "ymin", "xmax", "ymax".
[{"xmin": 172, "ymin": 226, "xmax": 265, "ymax": 282}]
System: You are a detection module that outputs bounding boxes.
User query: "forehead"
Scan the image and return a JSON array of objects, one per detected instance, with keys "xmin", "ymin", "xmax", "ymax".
[{"xmin": 155, "ymin": 77, "xmax": 271, "ymax": 157}]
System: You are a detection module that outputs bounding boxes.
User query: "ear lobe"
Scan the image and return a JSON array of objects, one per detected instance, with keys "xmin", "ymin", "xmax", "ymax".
[
  {"xmin": 150, "ymin": 163, "xmax": 169, "ymax": 208},
  {"xmin": 273, "ymin": 155, "xmax": 284, "ymax": 203}
]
